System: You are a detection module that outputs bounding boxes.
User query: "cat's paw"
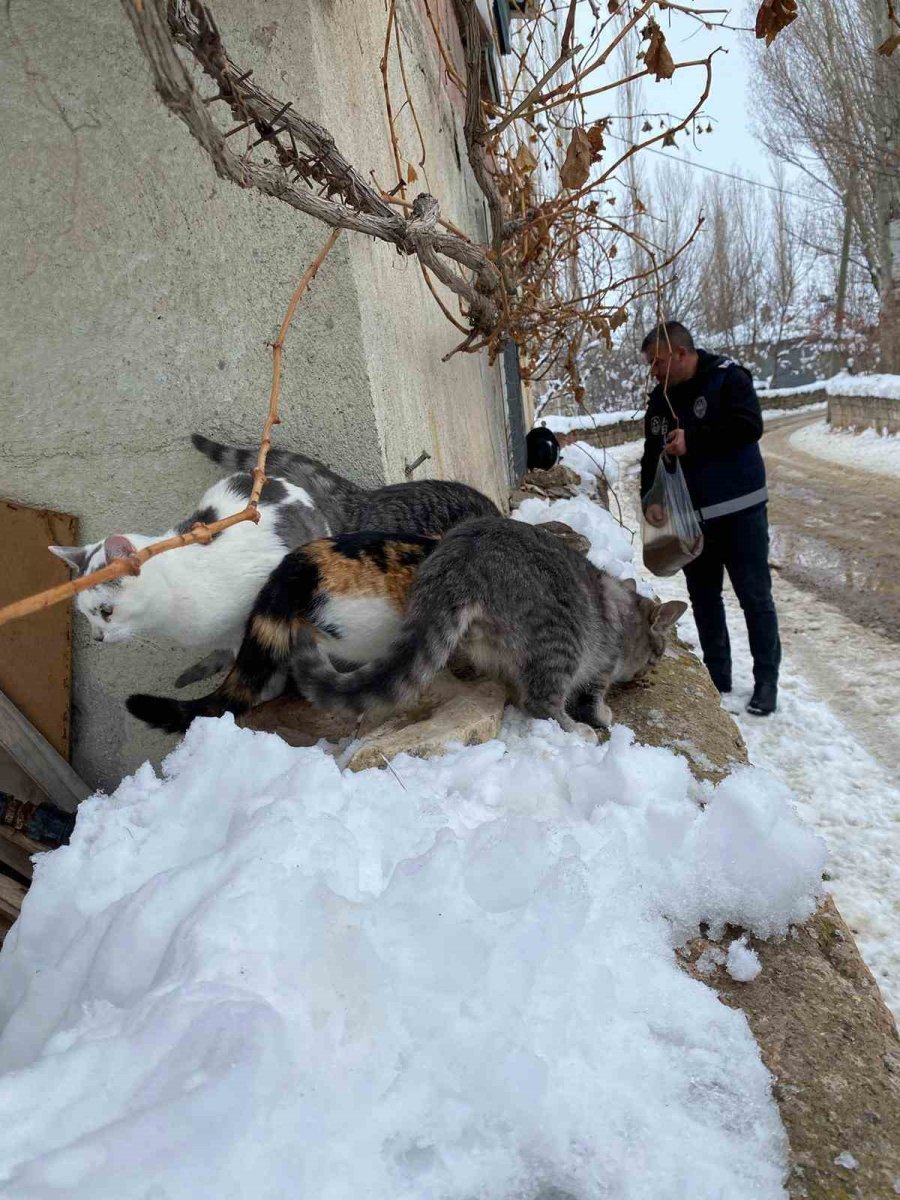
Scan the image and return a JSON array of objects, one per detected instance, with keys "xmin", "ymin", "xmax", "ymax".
[
  {"xmin": 594, "ymin": 701, "xmax": 613, "ymax": 729},
  {"xmin": 573, "ymin": 721, "xmax": 600, "ymax": 744}
]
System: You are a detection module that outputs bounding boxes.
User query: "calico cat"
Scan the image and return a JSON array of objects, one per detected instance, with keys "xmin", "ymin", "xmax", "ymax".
[
  {"xmin": 53, "ymin": 435, "xmax": 499, "ymax": 683},
  {"xmin": 294, "ymin": 519, "xmax": 687, "ymax": 733},
  {"xmin": 192, "ymin": 434, "xmax": 500, "ymax": 535},
  {"xmin": 127, "ymin": 519, "xmax": 686, "ymax": 739},
  {"xmin": 126, "ymin": 530, "xmax": 439, "ymax": 734}
]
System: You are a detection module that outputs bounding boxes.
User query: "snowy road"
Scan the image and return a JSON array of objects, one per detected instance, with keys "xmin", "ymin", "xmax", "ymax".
[
  {"xmin": 596, "ymin": 434, "xmax": 900, "ymax": 1017},
  {"xmin": 765, "ymin": 412, "xmax": 900, "ymax": 641}
]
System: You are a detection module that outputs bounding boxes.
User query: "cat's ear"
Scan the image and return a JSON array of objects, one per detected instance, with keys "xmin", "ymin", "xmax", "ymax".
[
  {"xmin": 49, "ymin": 544, "xmax": 92, "ymax": 575},
  {"xmin": 103, "ymin": 534, "xmax": 137, "ymax": 562},
  {"xmin": 621, "ymin": 576, "xmax": 638, "ymax": 593},
  {"xmin": 651, "ymin": 600, "xmax": 688, "ymax": 633}
]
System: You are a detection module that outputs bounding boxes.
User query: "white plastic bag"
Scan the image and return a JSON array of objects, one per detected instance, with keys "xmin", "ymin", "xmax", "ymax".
[{"xmin": 642, "ymin": 452, "xmax": 704, "ymax": 576}]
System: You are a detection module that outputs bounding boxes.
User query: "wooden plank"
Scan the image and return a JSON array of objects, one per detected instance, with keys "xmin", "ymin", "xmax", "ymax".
[
  {"xmin": 0, "ymin": 873, "xmax": 26, "ymax": 924},
  {"xmin": 0, "ymin": 689, "xmax": 90, "ymax": 814},
  {"xmin": 0, "ymin": 826, "xmax": 45, "ymax": 881},
  {"xmin": 0, "ymin": 499, "xmax": 78, "ymax": 759}
]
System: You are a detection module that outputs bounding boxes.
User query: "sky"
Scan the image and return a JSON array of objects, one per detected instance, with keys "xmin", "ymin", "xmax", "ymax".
[{"xmin": 573, "ymin": 3, "xmax": 816, "ymax": 201}]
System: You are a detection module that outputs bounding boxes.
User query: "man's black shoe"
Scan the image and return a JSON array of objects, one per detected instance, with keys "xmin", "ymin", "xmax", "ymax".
[
  {"xmin": 710, "ymin": 674, "xmax": 732, "ymax": 695},
  {"xmin": 746, "ymin": 682, "xmax": 777, "ymax": 716}
]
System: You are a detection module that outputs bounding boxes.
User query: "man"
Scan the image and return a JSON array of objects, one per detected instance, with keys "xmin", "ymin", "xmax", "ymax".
[{"xmin": 639, "ymin": 321, "xmax": 780, "ymax": 716}]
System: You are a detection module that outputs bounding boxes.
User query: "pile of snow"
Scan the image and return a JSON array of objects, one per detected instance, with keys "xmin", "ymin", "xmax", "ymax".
[
  {"xmin": 0, "ymin": 713, "xmax": 825, "ymax": 1200},
  {"xmin": 513, "ymin": 490, "xmax": 645, "ymax": 593},
  {"xmin": 560, "ymin": 439, "xmax": 621, "ymax": 487},
  {"xmin": 541, "ymin": 408, "xmax": 641, "ymax": 435},
  {"xmin": 0, "ymin": 479, "xmax": 830, "ymax": 1198},
  {"xmin": 826, "ymin": 372, "xmax": 900, "ymax": 400},
  {"xmin": 791, "ymin": 420, "xmax": 900, "ymax": 478}
]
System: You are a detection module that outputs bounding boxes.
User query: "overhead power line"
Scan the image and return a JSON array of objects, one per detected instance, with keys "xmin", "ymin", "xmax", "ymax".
[{"xmin": 606, "ymin": 133, "xmax": 842, "ymax": 207}]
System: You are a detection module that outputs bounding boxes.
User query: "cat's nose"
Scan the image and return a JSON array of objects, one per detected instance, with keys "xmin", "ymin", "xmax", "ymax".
[{"xmin": 93, "ymin": 631, "xmax": 104, "ymax": 643}]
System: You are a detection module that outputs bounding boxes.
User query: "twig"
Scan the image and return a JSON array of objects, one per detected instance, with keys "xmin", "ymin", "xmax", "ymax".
[{"xmin": 251, "ymin": 227, "xmax": 342, "ymax": 507}]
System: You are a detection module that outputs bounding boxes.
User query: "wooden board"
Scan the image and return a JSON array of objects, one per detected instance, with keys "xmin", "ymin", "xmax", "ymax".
[
  {"xmin": 0, "ymin": 499, "xmax": 77, "ymax": 758},
  {"xmin": 0, "ymin": 689, "xmax": 90, "ymax": 814}
]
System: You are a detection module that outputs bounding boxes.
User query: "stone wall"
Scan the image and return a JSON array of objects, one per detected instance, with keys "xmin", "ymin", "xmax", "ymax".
[{"xmin": 828, "ymin": 394, "xmax": 900, "ymax": 434}]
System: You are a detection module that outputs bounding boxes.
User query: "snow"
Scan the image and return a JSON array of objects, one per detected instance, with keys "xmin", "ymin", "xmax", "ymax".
[
  {"xmin": 790, "ymin": 420, "xmax": 900, "ymax": 478},
  {"xmin": 761, "ymin": 401, "xmax": 826, "ymax": 421},
  {"xmin": 512, "ymin": 488, "xmax": 652, "ymax": 595},
  {"xmin": 0, "ymin": 483, "xmax": 835, "ymax": 1200},
  {"xmin": 758, "ymin": 381, "xmax": 827, "ymax": 398},
  {"xmin": 606, "ymin": 439, "xmax": 900, "ymax": 1016},
  {"xmin": 826, "ymin": 372, "xmax": 900, "ymax": 400},
  {"xmin": 0, "ymin": 714, "xmax": 826, "ymax": 1199},
  {"xmin": 726, "ymin": 937, "xmax": 762, "ymax": 983},
  {"xmin": 560, "ymin": 439, "xmax": 621, "ymax": 486},
  {"xmin": 541, "ymin": 407, "xmax": 641, "ymax": 434}
]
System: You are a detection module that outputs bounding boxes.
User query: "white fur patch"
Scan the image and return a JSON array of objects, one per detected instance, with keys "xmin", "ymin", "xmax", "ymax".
[{"xmin": 319, "ymin": 596, "xmax": 403, "ymax": 664}]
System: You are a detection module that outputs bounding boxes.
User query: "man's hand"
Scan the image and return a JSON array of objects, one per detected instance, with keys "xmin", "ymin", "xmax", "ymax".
[
  {"xmin": 644, "ymin": 503, "xmax": 666, "ymax": 527},
  {"xmin": 665, "ymin": 429, "xmax": 687, "ymax": 457}
]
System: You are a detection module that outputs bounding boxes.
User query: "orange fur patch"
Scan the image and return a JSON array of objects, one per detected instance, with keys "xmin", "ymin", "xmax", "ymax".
[{"xmin": 304, "ymin": 539, "xmax": 432, "ymax": 611}]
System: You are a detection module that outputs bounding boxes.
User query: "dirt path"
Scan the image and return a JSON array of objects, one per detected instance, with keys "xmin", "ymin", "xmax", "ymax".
[{"xmin": 763, "ymin": 412, "xmax": 900, "ymax": 642}]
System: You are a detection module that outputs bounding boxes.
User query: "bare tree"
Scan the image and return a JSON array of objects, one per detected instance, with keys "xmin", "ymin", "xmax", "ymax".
[{"xmin": 750, "ymin": 0, "xmax": 900, "ymax": 368}]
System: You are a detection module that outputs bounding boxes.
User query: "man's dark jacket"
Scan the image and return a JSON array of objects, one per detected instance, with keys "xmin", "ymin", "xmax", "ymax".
[{"xmin": 640, "ymin": 349, "xmax": 767, "ymax": 521}]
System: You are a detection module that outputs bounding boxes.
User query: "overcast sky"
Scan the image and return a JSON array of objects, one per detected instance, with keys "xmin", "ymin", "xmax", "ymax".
[{"xmin": 573, "ymin": 5, "xmax": 812, "ymax": 199}]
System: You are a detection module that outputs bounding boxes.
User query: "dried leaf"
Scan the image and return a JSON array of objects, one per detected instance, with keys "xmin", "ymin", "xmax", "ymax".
[
  {"xmin": 876, "ymin": 31, "xmax": 900, "ymax": 53},
  {"xmin": 610, "ymin": 307, "xmax": 628, "ymax": 330},
  {"xmin": 560, "ymin": 127, "xmax": 593, "ymax": 190},
  {"xmin": 513, "ymin": 143, "xmax": 538, "ymax": 173},
  {"xmin": 642, "ymin": 18, "xmax": 675, "ymax": 80},
  {"xmin": 591, "ymin": 316, "xmax": 612, "ymax": 346},
  {"xmin": 608, "ymin": 243, "xmax": 618, "ymax": 259},
  {"xmin": 406, "ymin": 162, "xmax": 418, "ymax": 184},
  {"xmin": 587, "ymin": 121, "xmax": 606, "ymax": 160},
  {"xmin": 607, "ymin": 0, "xmax": 619, "ymax": 11},
  {"xmin": 662, "ymin": 130, "xmax": 677, "ymax": 147},
  {"xmin": 634, "ymin": 196, "xmax": 647, "ymax": 214},
  {"xmin": 642, "ymin": 120, "xmax": 653, "ymax": 132},
  {"xmin": 754, "ymin": 0, "xmax": 798, "ymax": 44}
]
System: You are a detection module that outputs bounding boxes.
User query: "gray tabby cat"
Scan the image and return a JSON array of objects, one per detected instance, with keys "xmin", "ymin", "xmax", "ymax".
[
  {"xmin": 295, "ymin": 518, "xmax": 687, "ymax": 734},
  {"xmin": 192, "ymin": 434, "xmax": 499, "ymax": 538},
  {"xmin": 128, "ymin": 518, "xmax": 685, "ymax": 739}
]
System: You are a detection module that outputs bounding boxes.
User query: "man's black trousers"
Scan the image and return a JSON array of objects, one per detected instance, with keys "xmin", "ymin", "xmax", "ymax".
[{"xmin": 682, "ymin": 503, "xmax": 781, "ymax": 690}]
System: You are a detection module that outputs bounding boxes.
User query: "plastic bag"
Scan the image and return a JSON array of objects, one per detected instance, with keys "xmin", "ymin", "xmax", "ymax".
[{"xmin": 641, "ymin": 452, "xmax": 704, "ymax": 576}]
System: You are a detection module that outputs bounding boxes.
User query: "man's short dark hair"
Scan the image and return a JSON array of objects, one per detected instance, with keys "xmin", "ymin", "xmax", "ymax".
[{"xmin": 640, "ymin": 321, "xmax": 696, "ymax": 354}]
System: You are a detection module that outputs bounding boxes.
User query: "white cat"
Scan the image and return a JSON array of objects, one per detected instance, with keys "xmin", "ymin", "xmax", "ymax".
[{"xmin": 50, "ymin": 473, "xmax": 328, "ymax": 684}]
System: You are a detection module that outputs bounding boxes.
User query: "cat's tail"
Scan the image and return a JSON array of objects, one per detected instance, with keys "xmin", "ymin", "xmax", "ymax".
[
  {"xmin": 126, "ymin": 548, "xmax": 320, "ymax": 734},
  {"xmin": 295, "ymin": 595, "xmax": 467, "ymax": 715},
  {"xmin": 191, "ymin": 433, "xmax": 362, "ymax": 503}
]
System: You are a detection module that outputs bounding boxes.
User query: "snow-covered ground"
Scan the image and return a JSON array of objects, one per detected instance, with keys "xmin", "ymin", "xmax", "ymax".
[
  {"xmin": 542, "ymin": 407, "xmax": 641, "ymax": 434},
  {"xmin": 790, "ymin": 419, "xmax": 900, "ymax": 478},
  {"xmin": 762, "ymin": 400, "xmax": 826, "ymax": 421},
  {"xmin": 0, "ymin": 477, "xmax": 833, "ymax": 1200},
  {"xmin": 596, "ymin": 439, "xmax": 900, "ymax": 1015}
]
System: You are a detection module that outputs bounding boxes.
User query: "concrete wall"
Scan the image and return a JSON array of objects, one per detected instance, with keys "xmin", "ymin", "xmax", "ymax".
[
  {"xmin": 828, "ymin": 394, "xmax": 900, "ymax": 434},
  {"xmin": 0, "ymin": 0, "xmax": 513, "ymax": 791}
]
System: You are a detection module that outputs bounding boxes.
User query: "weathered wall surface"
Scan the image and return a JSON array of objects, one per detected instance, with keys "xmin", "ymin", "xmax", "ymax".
[
  {"xmin": 0, "ymin": 0, "xmax": 512, "ymax": 790},
  {"xmin": 307, "ymin": 0, "xmax": 513, "ymax": 500},
  {"xmin": 829, "ymin": 394, "xmax": 900, "ymax": 434}
]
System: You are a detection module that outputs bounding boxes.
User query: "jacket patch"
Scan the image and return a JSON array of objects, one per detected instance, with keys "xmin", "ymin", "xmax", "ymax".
[{"xmin": 693, "ymin": 396, "xmax": 708, "ymax": 419}]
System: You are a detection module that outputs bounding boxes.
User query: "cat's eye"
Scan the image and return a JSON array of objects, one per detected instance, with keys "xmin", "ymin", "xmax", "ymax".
[{"xmin": 99, "ymin": 604, "xmax": 114, "ymax": 621}]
